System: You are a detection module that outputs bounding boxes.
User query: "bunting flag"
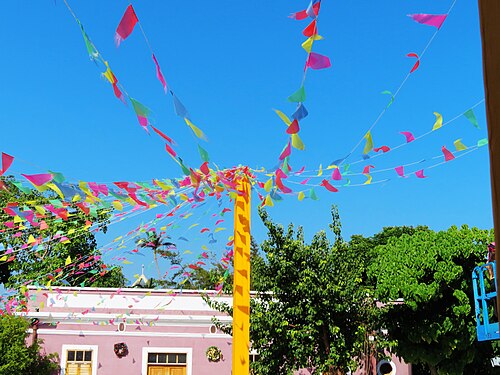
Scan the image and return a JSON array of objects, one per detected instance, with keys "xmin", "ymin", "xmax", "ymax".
[
  {"xmin": 288, "ymin": 86, "xmax": 306, "ymax": 103},
  {"xmin": 102, "ymin": 62, "xmax": 126, "ymax": 104},
  {"xmin": 172, "ymin": 93, "xmax": 190, "ymax": 118},
  {"xmin": 291, "ymin": 134, "xmax": 305, "ymax": 150},
  {"xmin": 464, "ymin": 109, "xmax": 480, "ymax": 129},
  {"xmin": 306, "ymin": 52, "xmax": 331, "ymax": 70},
  {"xmin": 320, "ymin": 179, "xmax": 338, "ymax": 192},
  {"xmin": 363, "ymin": 174, "xmax": 372, "ymax": 185},
  {"xmin": 395, "ymin": 166, "xmax": 405, "ymax": 177},
  {"xmin": 115, "ymin": 5, "xmax": 139, "ymax": 47},
  {"xmin": 184, "ymin": 118, "xmax": 207, "ymax": 141},
  {"xmin": 332, "ymin": 168, "xmax": 342, "ymax": 181},
  {"xmin": 408, "ymin": 14, "xmax": 448, "ymax": 29},
  {"xmin": 198, "ymin": 145, "xmax": 210, "ymax": 162},
  {"xmin": 363, "ymin": 131, "xmax": 373, "ymax": 154},
  {"xmin": 279, "ymin": 141, "xmax": 292, "ymax": 160},
  {"xmin": 0, "ymin": 153, "xmax": 14, "ymax": 176},
  {"xmin": 415, "ymin": 169, "xmax": 427, "ymax": 178},
  {"xmin": 151, "ymin": 125, "xmax": 174, "ymax": 144},
  {"xmin": 303, "ymin": 19, "xmax": 318, "ymax": 37},
  {"xmin": 286, "ymin": 119, "xmax": 300, "ymax": 134},
  {"xmin": 165, "ymin": 144, "xmax": 176, "ymax": 158},
  {"xmin": 301, "ymin": 35, "xmax": 323, "ymax": 53},
  {"xmin": 400, "ymin": 131, "xmax": 415, "ymax": 143},
  {"xmin": 453, "ymin": 139, "xmax": 467, "ymax": 151},
  {"xmin": 407, "ymin": 52, "xmax": 420, "ymax": 73},
  {"xmin": 432, "ymin": 112, "xmax": 443, "ymax": 131},
  {"xmin": 306, "ymin": 0, "xmax": 321, "ymax": 18},
  {"xmin": 77, "ymin": 20, "xmax": 98, "ymax": 61},
  {"xmin": 373, "ymin": 146, "xmax": 390, "ymax": 153},
  {"xmin": 152, "ymin": 54, "xmax": 167, "ymax": 93},
  {"xmin": 274, "ymin": 109, "xmax": 291, "ymax": 126},
  {"xmin": 292, "ymin": 103, "xmax": 308, "ymax": 120},
  {"xmin": 381, "ymin": 90, "xmax": 394, "ymax": 109},
  {"xmin": 22, "ymin": 173, "xmax": 54, "ymax": 187},
  {"xmin": 441, "ymin": 146, "xmax": 455, "ymax": 161},
  {"xmin": 130, "ymin": 98, "xmax": 152, "ymax": 133}
]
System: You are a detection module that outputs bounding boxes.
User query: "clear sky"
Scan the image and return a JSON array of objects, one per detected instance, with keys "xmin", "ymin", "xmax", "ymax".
[{"xmin": 0, "ymin": 1, "xmax": 491, "ymax": 281}]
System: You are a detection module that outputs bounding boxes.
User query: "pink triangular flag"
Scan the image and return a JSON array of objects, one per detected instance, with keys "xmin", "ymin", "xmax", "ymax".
[
  {"xmin": 408, "ymin": 14, "xmax": 447, "ymax": 29},
  {"xmin": 279, "ymin": 141, "xmax": 292, "ymax": 160},
  {"xmin": 306, "ymin": 52, "xmax": 331, "ymax": 70},
  {"xmin": 415, "ymin": 169, "xmax": 427, "ymax": 178},
  {"xmin": 332, "ymin": 168, "xmax": 342, "ymax": 181},
  {"xmin": 442, "ymin": 146, "xmax": 455, "ymax": 161},
  {"xmin": 152, "ymin": 54, "xmax": 167, "ymax": 93},
  {"xmin": 0, "ymin": 153, "xmax": 14, "ymax": 176},
  {"xmin": 400, "ymin": 131, "xmax": 415, "ymax": 143},
  {"xmin": 115, "ymin": 5, "xmax": 139, "ymax": 47},
  {"xmin": 395, "ymin": 166, "xmax": 406, "ymax": 178},
  {"xmin": 22, "ymin": 173, "xmax": 53, "ymax": 187}
]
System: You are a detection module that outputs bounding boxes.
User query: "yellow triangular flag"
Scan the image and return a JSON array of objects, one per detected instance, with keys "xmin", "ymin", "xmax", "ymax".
[
  {"xmin": 27, "ymin": 234, "xmax": 36, "ymax": 244},
  {"xmin": 265, "ymin": 195, "xmax": 274, "ymax": 207},
  {"xmin": 298, "ymin": 191, "xmax": 305, "ymax": 201},
  {"xmin": 301, "ymin": 35, "xmax": 323, "ymax": 53},
  {"xmin": 453, "ymin": 138, "xmax": 467, "ymax": 151},
  {"xmin": 317, "ymin": 164, "xmax": 323, "ymax": 177},
  {"xmin": 363, "ymin": 131, "xmax": 373, "ymax": 154},
  {"xmin": 273, "ymin": 109, "xmax": 291, "ymax": 126},
  {"xmin": 432, "ymin": 112, "xmax": 443, "ymax": 131},
  {"xmin": 364, "ymin": 174, "xmax": 373, "ymax": 185},
  {"xmin": 65, "ymin": 256, "xmax": 72, "ymax": 266},
  {"xmin": 291, "ymin": 134, "xmax": 305, "ymax": 150},
  {"xmin": 184, "ymin": 118, "xmax": 208, "ymax": 141},
  {"xmin": 264, "ymin": 178, "xmax": 273, "ymax": 192},
  {"xmin": 112, "ymin": 201, "xmax": 123, "ymax": 211}
]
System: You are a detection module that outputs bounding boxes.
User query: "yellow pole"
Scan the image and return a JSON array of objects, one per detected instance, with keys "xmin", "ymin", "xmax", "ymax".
[{"xmin": 232, "ymin": 176, "xmax": 251, "ymax": 374}]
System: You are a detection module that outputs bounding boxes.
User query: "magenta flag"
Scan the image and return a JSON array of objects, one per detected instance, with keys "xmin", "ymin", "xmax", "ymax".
[
  {"xmin": 279, "ymin": 141, "xmax": 292, "ymax": 160},
  {"xmin": 408, "ymin": 14, "xmax": 447, "ymax": 29},
  {"xmin": 395, "ymin": 166, "xmax": 406, "ymax": 177},
  {"xmin": 115, "ymin": 5, "xmax": 139, "ymax": 47},
  {"xmin": 332, "ymin": 168, "xmax": 342, "ymax": 181},
  {"xmin": 306, "ymin": 52, "xmax": 331, "ymax": 70},
  {"xmin": 22, "ymin": 173, "xmax": 53, "ymax": 187},
  {"xmin": 400, "ymin": 131, "xmax": 415, "ymax": 143},
  {"xmin": 0, "ymin": 153, "xmax": 14, "ymax": 176},
  {"xmin": 415, "ymin": 169, "xmax": 427, "ymax": 179},
  {"xmin": 152, "ymin": 54, "xmax": 167, "ymax": 93}
]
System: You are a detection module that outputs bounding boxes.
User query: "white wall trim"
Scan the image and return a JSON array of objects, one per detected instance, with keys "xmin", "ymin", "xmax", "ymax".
[
  {"xmin": 141, "ymin": 347, "xmax": 193, "ymax": 375},
  {"xmin": 32, "ymin": 328, "xmax": 231, "ymax": 339},
  {"xmin": 60, "ymin": 344, "xmax": 98, "ymax": 375}
]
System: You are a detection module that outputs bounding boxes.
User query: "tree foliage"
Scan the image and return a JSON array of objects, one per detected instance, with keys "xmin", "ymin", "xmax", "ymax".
[
  {"xmin": 368, "ymin": 225, "xmax": 498, "ymax": 374},
  {"xmin": 0, "ymin": 176, "xmax": 126, "ymax": 290},
  {"xmin": 246, "ymin": 206, "xmax": 376, "ymax": 374},
  {"xmin": 0, "ymin": 315, "xmax": 59, "ymax": 375}
]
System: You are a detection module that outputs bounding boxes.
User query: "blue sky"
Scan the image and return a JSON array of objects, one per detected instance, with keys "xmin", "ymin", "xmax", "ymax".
[{"xmin": 1, "ymin": 1, "xmax": 491, "ymax": 281}]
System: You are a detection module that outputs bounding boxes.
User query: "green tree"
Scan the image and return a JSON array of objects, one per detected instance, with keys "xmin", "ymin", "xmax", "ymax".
[
  {"xmin": 368, "ymin": 225, "xmax": 498, "ymax": 374},
  {"xmin": 0, "ymin": 176, "xmax": 126, "ymax": 290},
  {"xmin": 0, "ymin": 314, "xmax": 59, "ymax": 375},
  {"xmin": 209, "ymin": 206, "xmax": 377, "ymax": 375},
  {"xmin": 135, "ymin": 229, "xmax": 176, "ymax": 281}
]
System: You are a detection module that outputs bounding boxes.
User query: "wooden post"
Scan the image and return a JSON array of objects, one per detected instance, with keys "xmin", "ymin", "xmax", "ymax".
[
  {"xmin": 477, "ymin": 0, "xmax": 500, "ymax": 314},
  {"xmin": 232, "ymin": 176, "xmax": 251, "ymax": 374}
]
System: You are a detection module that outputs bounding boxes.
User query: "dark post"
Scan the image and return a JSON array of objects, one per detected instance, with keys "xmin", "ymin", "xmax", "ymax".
[{"xmin": 477, "ymin": 0, "xmax": 500, "ymax": 314}]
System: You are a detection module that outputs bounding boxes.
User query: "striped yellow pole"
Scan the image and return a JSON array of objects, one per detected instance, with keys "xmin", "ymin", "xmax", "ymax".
[{"xmin": 232, "ymin": 176, "xmax": 251, "ymax": 374}]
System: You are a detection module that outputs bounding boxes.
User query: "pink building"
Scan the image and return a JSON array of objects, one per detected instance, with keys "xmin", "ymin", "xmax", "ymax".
[{"xmin": 24, "ymin": 286, "xmax": 411, "ymax": 375}]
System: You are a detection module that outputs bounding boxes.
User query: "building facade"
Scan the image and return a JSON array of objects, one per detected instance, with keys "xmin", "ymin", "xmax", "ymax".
[{"xmin": 24, "ymin": 286, "xmax": 411, "ymax": 375}]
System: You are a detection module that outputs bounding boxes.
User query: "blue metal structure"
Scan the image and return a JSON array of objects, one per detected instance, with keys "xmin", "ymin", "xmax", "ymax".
[{"xmin": 472, "ymin": 261, "xmax": 500, "ymax": 341}]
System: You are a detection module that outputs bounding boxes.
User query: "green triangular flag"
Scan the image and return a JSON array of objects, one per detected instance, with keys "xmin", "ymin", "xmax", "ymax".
[
  {"xmin": 309, "ymin": 188, "xmax": 318, "ymax": 200},
  {"xmin": 77, "ymin": 20, "xmax": 99, "ymax": 60},
  {"xmin": 478, "ymin": 138, "xmax": 488, "ymax": 147},
  {"xmin": 130, "ymin": 98, "xmax": 151, "ymax": 118},
  {"xmin": 288, "ymin": 86, "xmax": 306, "ymax": 103},
  {"xmin": 198, "ymin": 144, "xmax": 210, "ymax": 162},
  {"xmin": 464, "ymin": 109, "xmax": 480, "ymax": 129},
  {"xmin": 48, "ymin": 171, "xmax": 65, "ymax": 184},
  {"xmin": 178, "ymin": 158, "xmax": 191, "ymax": 176},
  {"xmin": 12, "ymin": 181, "xmax": 31, "ymax": 194}
]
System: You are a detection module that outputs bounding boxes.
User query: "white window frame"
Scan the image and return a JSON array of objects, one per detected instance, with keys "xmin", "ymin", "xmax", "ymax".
[
  {"xmin": 142, "ymin": 347, "xmax": 192, "ymax": 375},
  {"xmin": 60, "ymin": 344, "xmax": 99, "ymax": 375}
]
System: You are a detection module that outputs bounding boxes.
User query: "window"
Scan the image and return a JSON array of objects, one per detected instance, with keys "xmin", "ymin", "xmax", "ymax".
[
  {"xmin": 61, "ymin": 345, "xmax": 98, "ymax": 375},
  {"xmin": 142, "ymin": 348, "xmax": 192, "ymax": 375}
]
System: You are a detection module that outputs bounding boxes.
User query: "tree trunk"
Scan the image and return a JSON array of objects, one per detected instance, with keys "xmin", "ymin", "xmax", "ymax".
[
  {"xmin": 153, "ymin": 251, "xmax": 161, "ymax": 279},
  {"xmin": 428, "ymin": 364, "xmax": 438, "ymax": 375}
]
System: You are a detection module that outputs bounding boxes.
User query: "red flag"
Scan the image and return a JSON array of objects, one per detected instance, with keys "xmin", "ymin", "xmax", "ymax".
[
  {"xmin": 407, "ymin": 52, "xmax": 420, "ymax": 73},
  {"xmin": 442, "ymin": 146, "xmax": 455, "ymax": 161},
  {"xmin": 303, "ymin": 19, "xmax": 318, "ymax": 37},
  {"xmin": 320, "ymin": 179, "xmax": 338, "ymax": 192},
  {"xmin": 0, "ymin": 153, "xmax": 14, "ymax": 176},
  {"xmin": 151, "ymin": 125, "xmax": 174, "ymax": 144},
  {"xmin": 115, "ymin": 5, "xmax": 139, "ymax": 47},
  {"xmin": 286, "ymin": 119, "xmax": 300, "ymax": 134}
]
